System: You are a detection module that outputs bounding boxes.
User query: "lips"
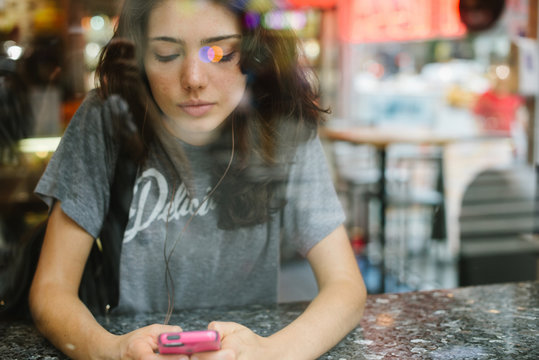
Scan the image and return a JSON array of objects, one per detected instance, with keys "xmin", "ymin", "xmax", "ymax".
[{"xmin": 178, "ymin": 100, "xmax": 215, "ymax": 117}]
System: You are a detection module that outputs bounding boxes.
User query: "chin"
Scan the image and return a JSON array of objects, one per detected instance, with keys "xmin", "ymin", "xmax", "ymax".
[{"xmin": 182, "ymin": 123, "xmax": 223, "ymax": 142}]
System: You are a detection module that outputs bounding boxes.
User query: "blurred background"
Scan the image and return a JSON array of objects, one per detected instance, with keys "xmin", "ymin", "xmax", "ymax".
[{"xmin": 1, "ymin": 0, "xmax": 538, "ymax": 298}]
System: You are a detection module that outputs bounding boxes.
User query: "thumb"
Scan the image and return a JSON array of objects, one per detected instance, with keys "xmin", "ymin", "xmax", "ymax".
[
  {"xmin": 208, "ymin": 321, "xmax": 244, "ymax": 339},
  {"xmin": 146, "ymin": 323, "xmax": 183, "ymax": 337}
]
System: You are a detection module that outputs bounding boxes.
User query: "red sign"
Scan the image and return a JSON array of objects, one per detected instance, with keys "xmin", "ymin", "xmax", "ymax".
[
  {"xmin": 286, "ymin": 0, "xmax": 337, "ymax": 9},
  {"xmin": 338, "ymin": 0, "xmax": 466, "ymax": 43}
]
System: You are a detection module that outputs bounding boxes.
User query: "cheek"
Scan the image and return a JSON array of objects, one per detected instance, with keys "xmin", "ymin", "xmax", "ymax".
[{"xmin": 147, "ymin": 71, "xmax": 174, "ymax": 101}]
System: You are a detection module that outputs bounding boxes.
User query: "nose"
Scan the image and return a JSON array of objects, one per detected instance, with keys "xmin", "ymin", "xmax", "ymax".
[{"xmin": 180, "ymin": 54, "xmax": 208, "ymax": 91}]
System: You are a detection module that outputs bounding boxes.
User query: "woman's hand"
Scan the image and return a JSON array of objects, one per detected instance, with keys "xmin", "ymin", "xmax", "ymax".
[
  {"xmin": 116, "ymin": 324, "xmax": 185, "ymax": 360},
  {"xmin": 189, "ymin": 321, "xmax": 273, "ymax": 360}
]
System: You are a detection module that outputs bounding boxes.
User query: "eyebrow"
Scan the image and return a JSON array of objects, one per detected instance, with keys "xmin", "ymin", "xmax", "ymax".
[{"xmin": 149, "ymin": 34, "xmax": 242, "ymax": 45}]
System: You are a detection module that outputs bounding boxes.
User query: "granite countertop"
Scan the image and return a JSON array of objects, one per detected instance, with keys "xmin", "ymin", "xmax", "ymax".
[{"xmin": 1, "ymin": 281, "xmax": 537, "ymax": 359}]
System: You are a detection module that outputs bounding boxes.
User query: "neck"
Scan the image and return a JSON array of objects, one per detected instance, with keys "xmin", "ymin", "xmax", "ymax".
[{"xmin": 160, "ymin": 117, "xmax": 220, "ymax": 146}]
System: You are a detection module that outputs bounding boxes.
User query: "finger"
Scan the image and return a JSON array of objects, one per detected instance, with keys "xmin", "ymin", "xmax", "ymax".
[
  {"xmin": 141, "ymin": 353, "xmax": 188, "ymax": 360},
  {"xmin": 134, "ymin": 324, "xmax": 183, "ymax": 357},
  {"xmin": 190, "ymin": 348, "xmax": 235, "ymax": 360},
  {"xmin": 154, "ymin": 354, "xmax": 189, "ymax": 360}
]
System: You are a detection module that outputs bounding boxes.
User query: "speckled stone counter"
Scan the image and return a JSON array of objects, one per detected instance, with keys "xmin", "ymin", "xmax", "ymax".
[{"xmin": 1, "ymin": 281, "xmax": 537, "ymax": 359}]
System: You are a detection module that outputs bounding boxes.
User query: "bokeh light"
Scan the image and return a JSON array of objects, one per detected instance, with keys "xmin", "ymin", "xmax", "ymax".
[
  {"xmin": 6, "ymin": 45, "xmax": 23, "ymax": 60},
  {"xmin": 303, "ymin": 39, "xmax": 320, "ymax": 60},
  {"xmin": 495, "ymin": 65, "xmax": 510, "ymax": 80},
  {"xmin": 90, "ymin": 16, "xmax": 105, "ymax": 31},
  {"xmin": 244, "ymin": 12, "xmax": 262, "ymax": 29},
  {"xmin": 85, "ymin": 42, "xmax": 101, "ymax": 60},
  {"xmin": 263, "ymin": 9, "xmax": 307, "ymax": 30},
  {"xmin": 4, "ymin": 41, "xmax": 24, "ymax": 60}
]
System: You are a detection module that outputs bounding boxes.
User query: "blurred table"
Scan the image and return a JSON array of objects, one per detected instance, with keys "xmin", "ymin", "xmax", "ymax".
[
  {"xmin": 2, "ymin": 281, "xmax": 537, "ymax": 359},
  {"xmin": 320, "ymin": 126, "xmax": 464, "ymax": 148},
  {"xmin": 320, "ymin": 125, "xmax": 513, "ymax": 292}
]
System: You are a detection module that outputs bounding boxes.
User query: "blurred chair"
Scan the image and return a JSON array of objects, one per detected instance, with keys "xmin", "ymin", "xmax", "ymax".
[
  {"xmin": 386, "ymin": 145, "xmax": 445, "ymax": 244},
  {"xmin": 383, "ymin": 145, "xmax": 445, "ymax": 287},
  {"xmin": 458, "ymin": 166, "xmax": 539, "ymax": 286},
  {"xmin": 330, "ymin": 141, "xmax": 379, "ymax": 248},
  {"xmin": 328, "ymin": 140, "xmax": 446, "ymax": 292}
]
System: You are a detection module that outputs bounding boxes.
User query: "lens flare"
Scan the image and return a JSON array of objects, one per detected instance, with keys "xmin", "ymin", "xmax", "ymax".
[{"xmin": 199, "ymin": 46, "xmax": 224, "ymax": 63}]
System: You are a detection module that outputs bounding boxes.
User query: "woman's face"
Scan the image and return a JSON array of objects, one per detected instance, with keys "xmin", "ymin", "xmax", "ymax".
[{"xmin": 144, "ymin": 0, "xmax": 247, "ymax": 145}]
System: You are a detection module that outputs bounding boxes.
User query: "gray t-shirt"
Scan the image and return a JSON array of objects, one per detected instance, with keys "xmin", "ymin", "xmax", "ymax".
[{"xmin": 35, "ymin": 90, "xmax": 345, "ymax": 313}]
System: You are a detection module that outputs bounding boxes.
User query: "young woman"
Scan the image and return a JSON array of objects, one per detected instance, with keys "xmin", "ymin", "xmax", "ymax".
[{"xmin": 29, "ymin": 1, "xmax": 367, "ymax": 359}]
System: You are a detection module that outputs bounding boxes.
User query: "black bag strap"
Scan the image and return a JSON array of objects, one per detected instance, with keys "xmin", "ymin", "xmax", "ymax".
[{"xmin": 78, "ymin": 141, "xmax": 137, "ymax": 314}]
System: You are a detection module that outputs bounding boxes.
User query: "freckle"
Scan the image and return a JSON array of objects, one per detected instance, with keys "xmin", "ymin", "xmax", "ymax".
[{"xmin": 66, "ymin": 343, "xmax": 76, "ymax": 351}]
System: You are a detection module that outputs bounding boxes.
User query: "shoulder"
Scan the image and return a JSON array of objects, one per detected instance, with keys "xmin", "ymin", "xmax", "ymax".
[
  {"xmin": 67, "ymin": 89, "xmax": 124, "ymax": 140},
  {"xmin": 291, "ymin": 134, "xmax": 324, "ymax": 161},
  {"xmin": 285, "ymin": 134, "xmax": 332, "ymax": 184},
  {"xmin": 66, "ymin": 89, "xmax": 106, "ymax": 130},
  {"xmin": 74, "ymin": 89, "xmax": 105, "ymax": 114}
]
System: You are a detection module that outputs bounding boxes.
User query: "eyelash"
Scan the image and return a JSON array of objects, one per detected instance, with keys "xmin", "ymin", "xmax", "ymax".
[
  {"xmin": 154, "ymin": 54, "xmax": 179, "ymax": 62},
  {"xmin": 220, "ymin": 51, "xmax": 237, "ymax": 63},
  {"xmin": 154, "ymin": 51, "xmax": 237, "ymax": 63}
]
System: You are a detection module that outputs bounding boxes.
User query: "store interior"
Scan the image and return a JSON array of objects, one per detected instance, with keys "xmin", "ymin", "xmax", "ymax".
[{"xmin": 1, "ymin": 0, "xmax": 539, "ymax": 298}]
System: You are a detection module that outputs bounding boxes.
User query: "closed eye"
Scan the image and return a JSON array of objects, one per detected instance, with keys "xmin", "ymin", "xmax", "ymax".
[
  {"xmin": 154, "ymin": 53, "xmax": 179, "ymax": 62},
  {"xmin": 219, "ymin": 51, "xmax": 237, "ymax": 63}
]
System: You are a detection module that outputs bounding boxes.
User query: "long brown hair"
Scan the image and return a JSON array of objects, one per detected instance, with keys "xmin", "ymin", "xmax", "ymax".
[{"xmin": 95, "ymin": 0, "xmax": 329, "ymax": 229}]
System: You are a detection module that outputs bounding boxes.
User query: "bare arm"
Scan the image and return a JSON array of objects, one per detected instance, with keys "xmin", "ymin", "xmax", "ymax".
[
  {"xmin": 29, "ymin": 202, "xmax": 182, "ymax": 360},
  {"xmin": 207, "ymin": 224, "xmax": 367, "ymax": 360},
  {"xmin": 271, "ymin": 224, "xmax": 367, "ymax": 358}
]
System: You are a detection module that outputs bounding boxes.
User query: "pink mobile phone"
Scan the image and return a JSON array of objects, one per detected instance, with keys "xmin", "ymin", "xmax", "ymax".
[{"xmin": 158, "ymin": 330, "xmax": 221, "ymax": 355}]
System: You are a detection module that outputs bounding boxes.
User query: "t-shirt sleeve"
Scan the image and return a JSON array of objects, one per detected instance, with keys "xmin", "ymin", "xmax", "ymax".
[
  {"xmin": 281, "ymin": 135, "xmax": 346, "ymax": 257},
  {"xmin": 34, "ymin": 90, "xmax": 118, "ymax": 238}
]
